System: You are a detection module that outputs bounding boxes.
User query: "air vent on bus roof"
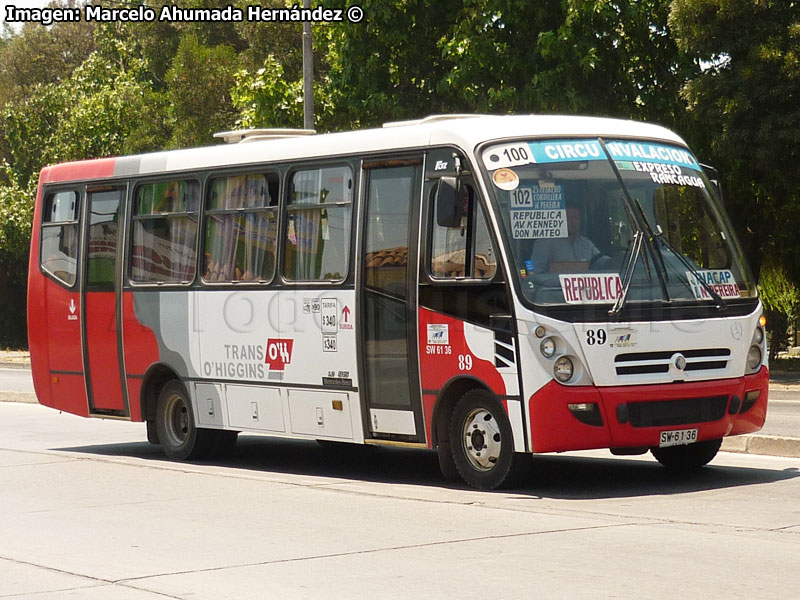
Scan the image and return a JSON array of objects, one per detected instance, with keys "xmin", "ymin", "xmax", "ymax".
[
  {"xmin": 213, "ymin": 128, "xmax": 316, "ymax": 144},
  {"xmin": 382, "ymin": 114, "xmax": 488, "ymax": 128}
]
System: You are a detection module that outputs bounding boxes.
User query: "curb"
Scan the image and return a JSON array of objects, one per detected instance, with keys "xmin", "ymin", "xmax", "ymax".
[
  {"xmin": 721, "ymin": 434, "xmax": 800, "ymax": 458},
  {"xmin": 0, "ymin": 361, "xmax": 31, "ymax": 370},
  {"xmin": 0, "ymin": 391, "xmax": 37, "ymax": 404}
]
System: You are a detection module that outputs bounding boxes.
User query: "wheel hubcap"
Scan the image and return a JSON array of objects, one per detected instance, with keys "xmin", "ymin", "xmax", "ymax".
[
  {"xmin": 164, "ymin": 393, "xmax": 189, "ymax": 448},
  {"xmin": 462, "ymin": 408, "xmax": 502, "ymax": 471}
]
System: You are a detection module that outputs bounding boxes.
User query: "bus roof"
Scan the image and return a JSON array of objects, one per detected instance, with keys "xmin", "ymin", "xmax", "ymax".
[{"xmin": 39, "ymin": 114, "xmax": 688, "ymax": 184}]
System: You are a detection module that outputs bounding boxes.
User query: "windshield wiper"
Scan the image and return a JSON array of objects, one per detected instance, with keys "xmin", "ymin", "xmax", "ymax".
[
  {"xmin": 610, "ymin": 229, "xmax": 644, "ymax": 316},
  {"xmin": 598, "ymin": 138, "xmax": 670, "ymax": 315},
  {"xmin": 644, "ymin": 213, "xmax": 728, "ymax": 310}
]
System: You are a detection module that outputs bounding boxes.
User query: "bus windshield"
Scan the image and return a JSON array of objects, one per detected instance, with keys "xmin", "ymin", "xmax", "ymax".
[{"xmin": 481, "ymin": 138, "xmax": 756, "ymax": 308}]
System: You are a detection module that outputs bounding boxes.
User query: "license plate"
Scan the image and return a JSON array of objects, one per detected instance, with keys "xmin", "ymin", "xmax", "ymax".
[{"xmin": 659, "ymin": 428, "xmax": 698, "ymax": 448}]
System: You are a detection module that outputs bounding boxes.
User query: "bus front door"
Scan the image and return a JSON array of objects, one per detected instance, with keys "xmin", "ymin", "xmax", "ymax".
[
  {"xmin": 82, "ymin": 187, "xmax": 128, "ymax": 416},
  {"xmin": 359, "ymin": 161, "xmax": 426, "ymax": 442}
]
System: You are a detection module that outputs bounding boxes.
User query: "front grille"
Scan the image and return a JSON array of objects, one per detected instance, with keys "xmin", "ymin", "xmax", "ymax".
[
  {"xmin": 625, "ymin": 395, "xmax": 729, "ymax": 428},
  {"xmin": 614, "ymin": 348, "xmax": 731, "ymax": 376}
]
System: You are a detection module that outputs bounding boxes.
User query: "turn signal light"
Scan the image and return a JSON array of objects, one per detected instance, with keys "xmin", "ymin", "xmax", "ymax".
[
  {"xmin": 568, "ymin": 402, "xmax": 603, "ymax": 426},
  {"xmin": 741, "ymin": 390, "xmax": 760, "ymax": 414}
]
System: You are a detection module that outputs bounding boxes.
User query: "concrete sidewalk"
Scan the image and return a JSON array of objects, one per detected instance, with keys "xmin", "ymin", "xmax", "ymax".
[
  {"xmin": 3, "ymin": 350, "xmax": 799, "ymax": 458},
  {"xmin": 0, "ymin": 350, "xmax": 30, "ymax": 369}
]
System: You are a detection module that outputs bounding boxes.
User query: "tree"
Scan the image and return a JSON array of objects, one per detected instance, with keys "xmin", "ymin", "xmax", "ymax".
[
  {"xmin": 759, "ymin": 262, "xmax": 800, "ymax": 360},
  {"xmin": 0, "ymin": 163, "xmax": 35, "ymax": 347},
  {"xmin": 670, "ymin": 0, "xmax": 800, "ymax": 279},
  {"xmin": 166, "ymin": 34, "xmax": 240, "ymax": 147},
  {"xmin": 325, "ymin": 0, "xmax": 694, "ymax": 130},
  {"xmin": 0, "ymin": 3, "xmax": 97, "ymax": 104}
]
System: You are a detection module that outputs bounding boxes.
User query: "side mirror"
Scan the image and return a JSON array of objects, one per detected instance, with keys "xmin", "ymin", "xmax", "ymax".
[
  {"xmin": 435, "ymin": 176, "xmax": 462, "ymax": 227},
  {"xmin": 700, "ymin": 163, "xmax": 724, "ymax": 201}
]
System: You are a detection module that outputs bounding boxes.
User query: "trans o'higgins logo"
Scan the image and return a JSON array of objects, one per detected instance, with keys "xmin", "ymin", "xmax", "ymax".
[{"xmin": 265, "ymin": 339, "xmax": 294, "ymax": 371}]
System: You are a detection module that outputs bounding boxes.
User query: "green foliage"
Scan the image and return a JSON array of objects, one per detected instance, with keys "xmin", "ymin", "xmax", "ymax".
[
  {"xmin": 325, "ymin": 0, "xmax": 465, "ymax": 127},
  {"xmin": 325, "ymin": 0, "xmax": 693, "ymax": 128},
  {"xmin": 166, "ymin": 34, "xmax": 239, "ymax": 147},
  {"xmin": 1, "ymin": 38, "xmax": 164, "ymax": 186},
  {"xmin": 0, "ymin": 163, "xmax": 34, "ymax": 259},
  {"xmin": 232, "ymin": 56, "xmax": 304, "ymax": 129},
  {"xmin": 670, "ymin": 0, "xmax": 800, "ymax": 278},
  {"xmin": 0, "ymin": 9, "xmax": 97, "ymax": 103},
  {"xmin": 760, "ymin": 263, "xmax": 800, "ymax": 317},
  {"xmin": 0, "ymin": 162, "xmax": 35, "ymax": 347},
  {"xmin": 759, "ymin": 263, "xmax": 800, "ymax": 360}
]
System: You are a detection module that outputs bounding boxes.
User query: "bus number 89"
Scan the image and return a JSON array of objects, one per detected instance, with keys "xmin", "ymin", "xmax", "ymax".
[{"xmin": 586, "ymin": 329, "xmax": 606, "ymax": 345}]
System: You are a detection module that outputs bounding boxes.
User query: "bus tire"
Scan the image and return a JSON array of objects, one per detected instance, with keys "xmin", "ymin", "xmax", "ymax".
[
  {"xmin": 651, "ymin": 438, "xmax": 722, "ymax": 470},
  {"xmin": 156, "ymin": 380, "xmax": 217, "ymax": 461},
  {"xmin": 449, "ymin": 389, "xmax": 526, "ymax": 490},
  {"xmin": 437, "ymin": 441, "xmax": 459, "ymax": 481}
]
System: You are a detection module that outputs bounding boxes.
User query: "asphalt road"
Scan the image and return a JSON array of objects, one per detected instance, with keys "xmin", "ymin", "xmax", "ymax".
[
  {"xmin": 763, "ymin": 388, "xmax": 800, "ymax": 438},
  {"xmin": 1, "ymin": 401, "xmax": 799, "ymax": 599},
  {"xmin": 0, "ymin": 367, "xmax": 35, "ymax": 393}
]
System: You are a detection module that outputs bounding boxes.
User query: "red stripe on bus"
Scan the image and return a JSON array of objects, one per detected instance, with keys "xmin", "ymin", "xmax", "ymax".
[{"xmin": 40, "ymin": 158, "xmax": 117, "ymax": 184}]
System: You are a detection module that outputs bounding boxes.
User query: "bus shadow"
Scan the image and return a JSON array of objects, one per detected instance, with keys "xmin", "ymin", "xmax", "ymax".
[{"xmin": 54, "ymin": 436, "xmax": 800, "ymax": 500}]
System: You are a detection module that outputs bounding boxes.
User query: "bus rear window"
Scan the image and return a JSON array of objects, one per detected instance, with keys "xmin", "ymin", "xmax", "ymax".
[{"xmin": 40, "ymin": 190, "xmax": 79, "ymax": 286}]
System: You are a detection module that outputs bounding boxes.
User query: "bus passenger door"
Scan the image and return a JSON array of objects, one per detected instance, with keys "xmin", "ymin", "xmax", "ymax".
[
  {"xmin": 35, "ymin": 188, "xmax": 87, "ymax": 416},
  {"xmin": 359, "ymin": 160, "xmax": 426, "ymax": 441},
  {"xmin": 82, "ymin": 186, "xmax": 128, "ymax": 416}
]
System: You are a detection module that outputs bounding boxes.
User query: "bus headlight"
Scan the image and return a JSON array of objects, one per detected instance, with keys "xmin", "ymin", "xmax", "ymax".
[
  {"xmin": 747, "ymin": 345, "xmax": 762, "ymax": 371},
  {"xmin": 540, "ymin": 337, "xmax": 556, "ymax": 358},
  {"xmin": 554, "ymin": 356, "xmax": 574, "ymax": 382},
  {"xmin": 753, "ymin": 326, "xmax": 764, "ymax": 345}
]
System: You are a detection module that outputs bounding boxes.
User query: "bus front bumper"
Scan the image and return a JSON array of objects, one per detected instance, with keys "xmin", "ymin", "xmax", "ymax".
[{"xmin": 528, "ymin": 367, "xmax": 769, "ymax": 453}]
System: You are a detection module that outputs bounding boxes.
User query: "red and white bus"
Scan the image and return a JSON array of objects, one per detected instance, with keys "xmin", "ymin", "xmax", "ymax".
[{"xmin": 28, "ymin": 115, "xmax": 768, "ymax": 489}]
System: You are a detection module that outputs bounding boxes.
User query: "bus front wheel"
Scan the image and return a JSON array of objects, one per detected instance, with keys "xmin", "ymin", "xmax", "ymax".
[
  {"xmin": 650, "ymin": 438, "xmax": 722, "ymax": 470},
  {"xmin": 449, "ymin": 389, "xmax": 527, "ymax": 490},
  {"xmin": 156, "ymin": 380, "xmax": 218, "ymax": 460}
]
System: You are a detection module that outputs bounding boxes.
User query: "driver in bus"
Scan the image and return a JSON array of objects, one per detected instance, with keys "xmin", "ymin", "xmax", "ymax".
[{"xmin": 530, "ymin": 201, "xmax": 604, "ymax": 278}]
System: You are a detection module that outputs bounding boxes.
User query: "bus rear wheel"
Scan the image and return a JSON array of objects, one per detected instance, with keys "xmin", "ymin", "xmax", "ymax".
[
  {"xmin": 650, "ymin": 438, "xmax": 722, "ymax": 470},
  {"xmin": 156, "ymin": 380, "xmax": 218, "ymax": 460},
  {"xmin": 449, "ymin": 389, "xmax": 527, "ymax": 490}
]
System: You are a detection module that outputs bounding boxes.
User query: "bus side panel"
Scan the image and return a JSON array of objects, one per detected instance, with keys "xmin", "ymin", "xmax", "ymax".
[
  {"xmin": 418, "ymin": 307, "xmax": 508, "ymax": 446},
  {"xmin": 27, "ymin": 178, "xmax": 52, "ymax": 407},
  {"xmin": 121, "ymin": 291, "xmax": 161, "ymax": 421}
]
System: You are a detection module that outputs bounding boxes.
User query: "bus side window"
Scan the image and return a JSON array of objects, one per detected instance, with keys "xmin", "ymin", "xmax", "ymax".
[
  {"xmin": 430, "ymin": 182, "xmax": 497, "ymax": 280},
  {"xmin": 203, "ymin": 173, "xmax": 279, "ymax": 283},
  {"xmin": 283, "ymin": 165, "xmax": 353, "ymax": 282},
  {"xmin": 131, "ymin": 180, "xmax": 200, "ymax": 284},
  {"xmin": 41, "ymin": 190, "xmax": 80, "ymax": 286}
]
